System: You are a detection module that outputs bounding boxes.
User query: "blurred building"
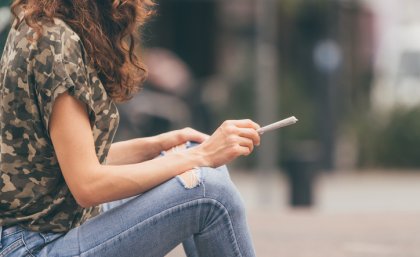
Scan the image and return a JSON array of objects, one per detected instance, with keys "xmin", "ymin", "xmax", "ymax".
[{"xmin": 365, "ymin": 0, "xmax": 420, "ymax": 110}]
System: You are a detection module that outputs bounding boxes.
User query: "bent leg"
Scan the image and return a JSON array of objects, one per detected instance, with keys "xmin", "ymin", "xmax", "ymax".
[
  {"xmin": 192, "ymin": 166, "xmax": 256, "ymax": 257},
  {"xmin": 183, "ymin": 236, "xmax": 200, "ymax": 257},
  {"xmin": 38, "ymin": 166, "xmax": 256, "ymax": 257}
]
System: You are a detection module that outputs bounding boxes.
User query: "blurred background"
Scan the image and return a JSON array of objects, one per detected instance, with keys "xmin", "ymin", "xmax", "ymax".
[{"xmin": 1, "ymin": 0, "xmax": 420, "ymax": 256}]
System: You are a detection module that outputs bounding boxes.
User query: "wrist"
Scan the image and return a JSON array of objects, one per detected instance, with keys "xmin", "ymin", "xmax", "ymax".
[
  {"xmin": 151, "ymin": 134, "xmax": 166, "ymax": 152},
  {"xmin": 137, "ymin": 136, "xmax": 163, "ymax": 159},
  {"xmin": 154, "ymin": 132, "xmax": 181, "ymax": 152},
  {"xmin": 187, "ymin": 146, "xmax": 210, "ymax": 167}
]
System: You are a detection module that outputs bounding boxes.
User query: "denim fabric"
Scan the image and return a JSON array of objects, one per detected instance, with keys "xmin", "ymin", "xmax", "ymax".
[{"xmin": 0, "ymin": 165, "xmax": 256, "ymax": 257}]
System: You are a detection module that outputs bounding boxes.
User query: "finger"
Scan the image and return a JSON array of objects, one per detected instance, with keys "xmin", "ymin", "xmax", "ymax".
[
  {"xmin": 189, "ymin": 130, "xmax": 210, "ymax": 143},
  {"xmin": 182, "ymin": 128, "xmax": 210, "ymax": 143},
  {"xmin": 236, "ymin": 144, "xmax": 252, "ymax": 157},
  {"xmin": 236, "ymin": 137, "xmax": 254, "ymax": 154},
  {"xmin": 237, "ymin": 128, "xmax": 261, "ymax": 146},
  {"xmin": 229, "ymin": 119, "xmax": 260, "ymax": 130}
]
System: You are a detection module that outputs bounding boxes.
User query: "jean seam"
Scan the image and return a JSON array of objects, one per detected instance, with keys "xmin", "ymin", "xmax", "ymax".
[
  {"xmin": 0, "ymin": 235, "xmax": 24, "ymax": 257},
  {"xmin": 80, "ymin": 198, "xmax": 241, "ymax": 256},
  {"xmin": 22, "ymin": 234, "xmax": 36, "ymax": 257},
  {"xmin": 202, "ymin": 168, "xmax": 207, "ymax": 198},
  {"xmin": 77, "ymin": 225, "xmax": 82, "ymax": 257}
]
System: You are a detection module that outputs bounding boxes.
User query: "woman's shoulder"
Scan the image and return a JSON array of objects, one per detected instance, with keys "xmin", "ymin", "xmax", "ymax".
[
  {"xmin": 42, "ymin": 17, "xmax": 82, "ymax": 45},
  {"xmin": 7, "ymin": 16, "xmax": 90, "ymax": 85},
  {"xmin": 12, "ymin": 16, "xmax": 83, "ymax": 61}
]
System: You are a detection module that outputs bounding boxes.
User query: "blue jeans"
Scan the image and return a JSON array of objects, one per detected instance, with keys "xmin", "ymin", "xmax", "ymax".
[{"xmin": 0, "ymin": 165, "xmax": 256, "ymax": 257}]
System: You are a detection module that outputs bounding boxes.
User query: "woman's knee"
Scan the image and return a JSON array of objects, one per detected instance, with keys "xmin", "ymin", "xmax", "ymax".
[{"xmin": 200, "ymin": 166, "xmax": 247, "ymax": 215}]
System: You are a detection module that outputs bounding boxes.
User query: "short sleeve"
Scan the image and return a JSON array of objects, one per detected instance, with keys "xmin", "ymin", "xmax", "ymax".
[{"xmin": 32, "ymin": 21, "xmax": 95, "ymax": 134}]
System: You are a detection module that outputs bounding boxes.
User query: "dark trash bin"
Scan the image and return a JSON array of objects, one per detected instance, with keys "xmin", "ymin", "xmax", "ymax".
[{"xmin": 283, "ymin": 141, "xmax": 321, "ymax": 207}]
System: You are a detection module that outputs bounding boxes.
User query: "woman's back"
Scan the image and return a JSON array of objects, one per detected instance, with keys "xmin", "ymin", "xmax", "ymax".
[{"xmin": 0, "ymin": 17, "xmax": 118, "ymax": 233}]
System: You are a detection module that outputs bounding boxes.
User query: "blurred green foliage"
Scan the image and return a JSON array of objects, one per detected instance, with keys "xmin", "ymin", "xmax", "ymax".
[
  {"xmin": 0, "ymin": 1, "xmax": 10, "ymax": 7},
  {"xmin": 359, "ymin": 107, "xmax": 420, "ymax": 168}
]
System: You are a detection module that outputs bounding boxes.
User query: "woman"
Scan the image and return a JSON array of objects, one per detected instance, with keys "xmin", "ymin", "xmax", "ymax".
[{"xmin": 0, "ymin": 1, "xmax": 260, "ymax": 256}]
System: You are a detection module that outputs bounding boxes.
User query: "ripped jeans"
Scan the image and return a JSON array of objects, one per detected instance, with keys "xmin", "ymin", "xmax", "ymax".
[{"xmin": 0, "ymin": 145, "xmax": 256, "ymax": 257}]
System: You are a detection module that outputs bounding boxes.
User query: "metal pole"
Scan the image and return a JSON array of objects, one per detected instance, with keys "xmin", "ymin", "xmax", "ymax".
[{"xmin": 255, "ymin": 0, "xmax": 280, "ymax": 204}]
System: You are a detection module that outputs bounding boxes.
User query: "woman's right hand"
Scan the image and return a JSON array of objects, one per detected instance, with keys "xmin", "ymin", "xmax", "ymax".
[{"xmin": 192, "ymin": 119, "xmax": 261, "ymax": 168}]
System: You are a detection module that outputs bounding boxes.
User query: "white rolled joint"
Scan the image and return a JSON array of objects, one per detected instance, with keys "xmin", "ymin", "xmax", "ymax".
[{"xmin": 257, "ymin": 116, "xmax": 298, "ymax": 135}]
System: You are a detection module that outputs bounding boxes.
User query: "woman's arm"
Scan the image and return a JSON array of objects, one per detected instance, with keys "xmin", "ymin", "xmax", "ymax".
[
  {"xmin": 107, "ymin": 137, "xmax": 161, "ymax": 165},
  {"xmin": 107, "ymin": 128, "xmax": 209, "ymax": 165},
  {"xmin": 50, "ymin": 93, "xmax": 260, "ymax": 208}
]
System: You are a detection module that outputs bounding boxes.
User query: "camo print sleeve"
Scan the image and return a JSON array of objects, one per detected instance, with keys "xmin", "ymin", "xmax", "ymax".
[
  {"xmin": 0, "ymin": 18, "xmax": 119, "ymax": 233},
  {"xmin": 34, "ymin": 27, "xmax": 94, "ymax": 133}
]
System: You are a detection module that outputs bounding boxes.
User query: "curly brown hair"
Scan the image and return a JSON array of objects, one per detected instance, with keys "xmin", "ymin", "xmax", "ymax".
[{"xmin": 11, "ymin": 0, "xmax": 154, "ymax": 102}]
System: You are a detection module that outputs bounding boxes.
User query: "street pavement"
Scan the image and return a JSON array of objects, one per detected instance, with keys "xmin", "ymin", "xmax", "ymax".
[{"xmin": 167, "ymin": 170, "xmax": 420, "ymax": 257}]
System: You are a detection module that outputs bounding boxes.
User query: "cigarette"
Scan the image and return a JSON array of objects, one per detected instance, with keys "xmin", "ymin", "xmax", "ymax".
[{"xmin": 257, "ymin": 116, "xmax": 298, "ymax": 134}]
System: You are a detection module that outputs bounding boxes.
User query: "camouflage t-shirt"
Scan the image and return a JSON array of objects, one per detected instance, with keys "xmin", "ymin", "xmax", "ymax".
[{"xmin": 0, "ymin": 17, "xmax": 119, "ymax": 233}]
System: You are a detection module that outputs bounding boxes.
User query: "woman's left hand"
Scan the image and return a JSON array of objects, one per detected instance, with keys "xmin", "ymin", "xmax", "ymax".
[{"xmin": 156, "ymin": 127, "xmax": 210, "ymax": 152}]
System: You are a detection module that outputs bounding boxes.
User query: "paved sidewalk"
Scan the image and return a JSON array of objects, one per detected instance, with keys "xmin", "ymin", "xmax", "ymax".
[
  {"xmin": 248, "ymin": 210, "xmax": 420, "ymax": 257},
  {"xmin": 167, "ymin": 170, "xmax": 420, "ymax": 257}
]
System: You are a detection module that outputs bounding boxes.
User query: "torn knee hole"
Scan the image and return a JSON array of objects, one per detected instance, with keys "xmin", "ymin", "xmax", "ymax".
[{"xmin": 177, "ymin": 168, "xmax": 201, "ymax": 189}]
